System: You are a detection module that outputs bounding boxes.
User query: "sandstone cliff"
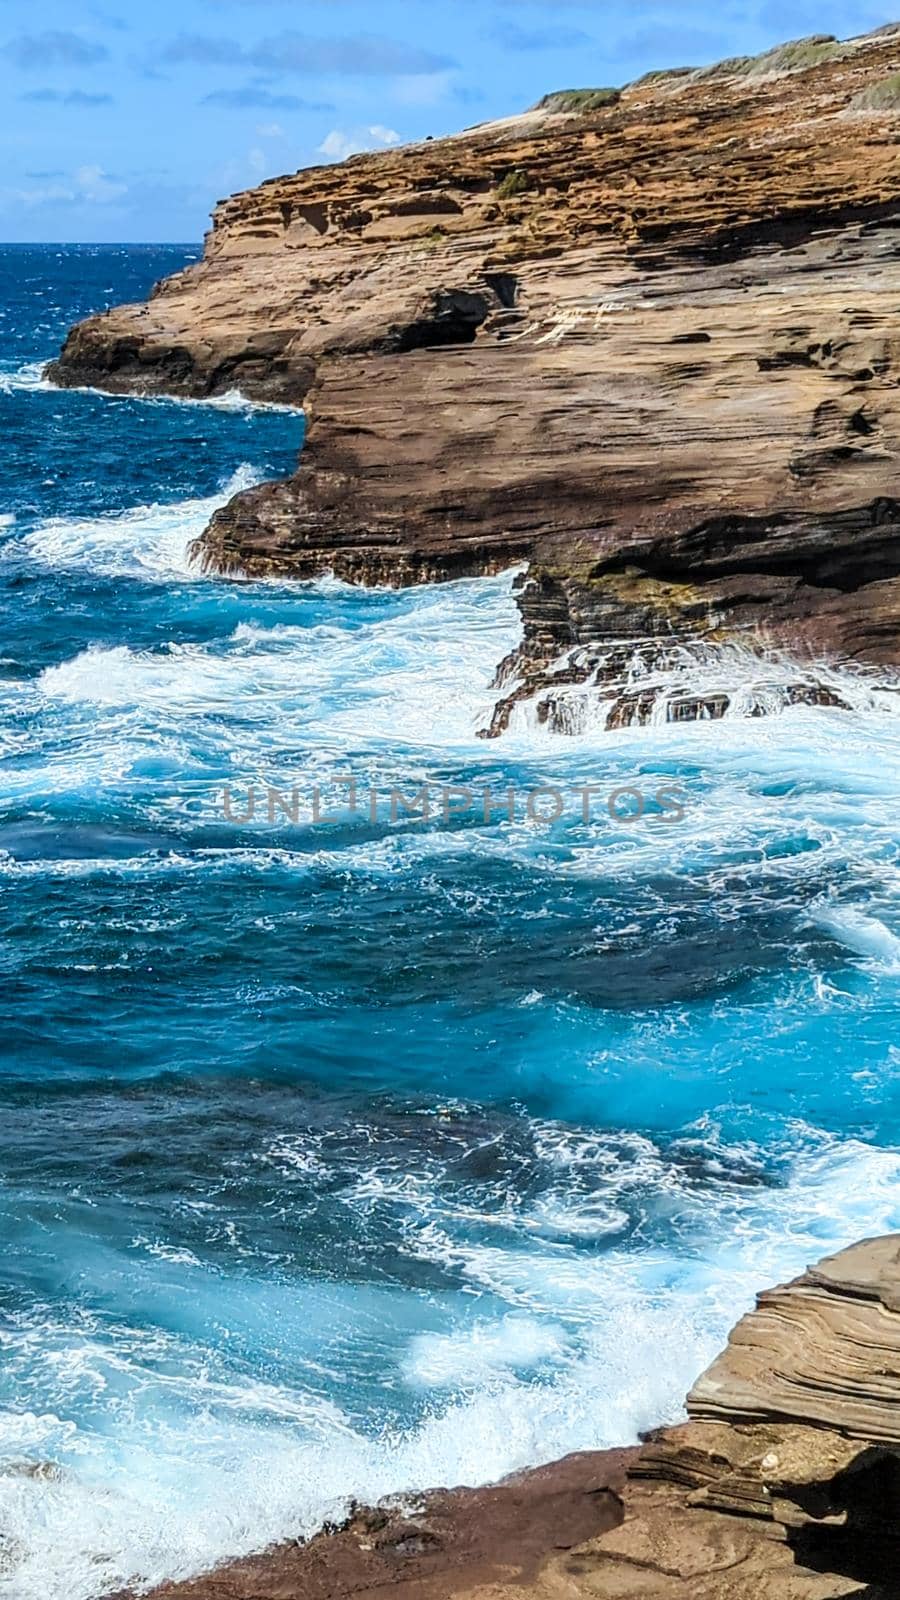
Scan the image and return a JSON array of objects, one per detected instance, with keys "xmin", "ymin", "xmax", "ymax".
[
  {"xmin": 128, "ymin": 1235, "xmax": 900, "ymax": 1599},
  {"xmin": 50, "ymin": 26, "xmax": 900, "ymax": 731}
]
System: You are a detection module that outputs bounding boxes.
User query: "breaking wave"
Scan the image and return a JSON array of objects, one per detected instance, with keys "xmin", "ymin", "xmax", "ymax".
[
  {"xmin": 2, "ymin": 1125, "xmax": 899, "ymax": 1600},
  {"xmin": 0, "ymin": 359, "xmax": 301, "ymax": 414},
  {"xmin": 11, "ymin": 465, "xmax": 262, "ymax": 581}
]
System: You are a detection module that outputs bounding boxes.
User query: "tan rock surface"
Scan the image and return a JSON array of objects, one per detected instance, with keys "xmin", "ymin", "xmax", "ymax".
[{"xmin": 688, "ymin": 1234, "xmax": 900, "ymax": 1440}]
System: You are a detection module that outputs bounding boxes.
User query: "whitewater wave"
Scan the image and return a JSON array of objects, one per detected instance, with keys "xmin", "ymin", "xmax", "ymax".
[
  {"xmin": 0, "ymin": 360, "xmax": 302, "ymax": 415},
  {"xmin": 24, "ymin": 559, "xmax": 900, "ymax": 829},
  {"xmin": 160, "ymin": 387, "xmax": 303, "ymax": 417},
  {"xmin": 32, "ymin": 570, "xmax": 523, "ymax": 755},
  {"xmin": 0, "ymin": 360, "xmax": 50, "ymax": 395},
  {"xmin": 11, "ymin": 466, "xmax": 262, "ymax": 581},
  {"xmin": 16, "ymin": 659, "xmax": 900, "ymax": 902},
  {"xmin": 813, "ymin": 904, "xmax": 900, "ymax": 973},
  {"xmin": 2, "ymin": 1129, "xmax": 898, "ymax": 1600},
  {"xmin": 510, "ymin": 638, "xmax": 900, "ymax": 738}
]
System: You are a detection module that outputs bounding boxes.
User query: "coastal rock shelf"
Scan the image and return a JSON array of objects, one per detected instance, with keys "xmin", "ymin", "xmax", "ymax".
[
  {"xmin": 50, "ymin": 25, "xmax": 900, "ymax": 729},
  {"xmin": 688, "ymin": 1234, "xmax": 900, "ymax": 1440},
  {"xmin": 131, "ymin": 1236, "xmax": 900, "ymax": 1598}
]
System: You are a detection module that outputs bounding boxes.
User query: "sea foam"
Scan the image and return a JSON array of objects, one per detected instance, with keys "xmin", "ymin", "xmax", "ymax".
[
  {"xmin": 15, "ymin": 466, "xmax": 261, "ymax": 581},
  {"xmin": 2, "ymin": 1132, "xmax": 899, "ymax": 1600}
]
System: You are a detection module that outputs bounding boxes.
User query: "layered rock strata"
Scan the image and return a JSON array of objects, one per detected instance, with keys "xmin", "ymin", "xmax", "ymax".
[
  {"xmin": 132, "ymin": 1235, "xmax": 900, "ymax": 1599},
  {"xmin": 50, "ymin": 26, "xmax": 900, "ymax": 729}
]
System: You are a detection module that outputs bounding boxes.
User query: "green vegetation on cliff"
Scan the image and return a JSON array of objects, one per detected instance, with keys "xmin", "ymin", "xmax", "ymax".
[
  {"xmin": 852, "ymin": 71, "xmax": 900, "ymax": 109},
  {"xmin": 496, "ymin": 168, "xmax": 531, "ymax": 199},
  {"xmin": 697, "ymin": 34, "xmax": 845, "ymax": 80},
  {"xmin": 534, "ymin": 87, "xmax": 621, "ymax": 113},
  {"xmin": 630, "ymin": 67, "xmax": 695, "ymax": 87}
]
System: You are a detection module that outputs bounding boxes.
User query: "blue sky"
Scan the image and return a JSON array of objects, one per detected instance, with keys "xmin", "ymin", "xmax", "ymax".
[{"xmin": 0, "ymin": 0, "xmax": 896, "ymax": 241}]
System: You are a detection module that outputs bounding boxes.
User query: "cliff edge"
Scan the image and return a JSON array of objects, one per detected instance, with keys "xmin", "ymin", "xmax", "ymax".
[{"xmin": 50, "ymin": 26, "xmax": 900, "ymax": 732}]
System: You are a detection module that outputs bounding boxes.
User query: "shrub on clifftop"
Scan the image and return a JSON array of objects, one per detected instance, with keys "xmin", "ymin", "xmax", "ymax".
[
  {"xmin": 534, "ymin": 88, "xmax": 621, "ymax": 113},
  {"xmin": 696, "ymin": 34, "xmax": 846, "ymax": 80}
]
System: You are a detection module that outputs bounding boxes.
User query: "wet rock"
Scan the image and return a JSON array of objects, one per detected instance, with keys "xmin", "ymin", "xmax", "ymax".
[{"xmin": 123, "ymin": 1449, "xmax": 634, "ymax": 1600}]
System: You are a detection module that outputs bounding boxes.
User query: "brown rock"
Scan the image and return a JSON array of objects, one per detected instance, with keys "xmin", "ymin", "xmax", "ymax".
[
  {"xmin": 688, "ymin": 1235, "xmax": 900, "ymax": 1441},
  {"xmin": 123, "ymin": 1464, "xmax": 871, "ymax": 1600},
  {"xmin": 47, "ymin": 27, "xmax": 900, "ymax": 728},
  {"xmin": 116, "ymin": 1449, "xmax": 635, "ymax": 1600}
]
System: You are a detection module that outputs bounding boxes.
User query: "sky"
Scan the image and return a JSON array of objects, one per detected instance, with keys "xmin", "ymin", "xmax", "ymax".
[{"xmin": 0, "ymin": 0, "xmax": 896, "ymax": 241}]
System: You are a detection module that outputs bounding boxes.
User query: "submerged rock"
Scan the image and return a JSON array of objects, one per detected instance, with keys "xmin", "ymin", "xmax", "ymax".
[{"xmin": 481, "ymin": 635, "xmax": 859, "ymax": 736}]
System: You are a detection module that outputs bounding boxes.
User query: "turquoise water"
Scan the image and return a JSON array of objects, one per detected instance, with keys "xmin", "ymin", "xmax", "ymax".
[{"xmin": 2, "ymin": 246, "xmax": 900, "ymax": 1598}]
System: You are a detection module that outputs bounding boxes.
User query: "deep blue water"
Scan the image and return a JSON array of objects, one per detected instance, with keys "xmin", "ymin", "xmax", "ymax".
[{"xmin": 2, "ymin": 246, "xmax": 900, "ymax": 1599}]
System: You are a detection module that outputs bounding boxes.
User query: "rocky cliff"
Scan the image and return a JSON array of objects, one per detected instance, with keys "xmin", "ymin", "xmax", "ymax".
[
  {"xmin": 50, "ymin": 25, "xmax": 900, "ymax": 731},
  {"xmin": 127, "ymin": 1235, "xmax": 900, "ymax": 1599}
]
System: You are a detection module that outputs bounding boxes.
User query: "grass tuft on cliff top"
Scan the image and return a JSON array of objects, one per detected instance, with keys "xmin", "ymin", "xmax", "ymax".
[
  {"xmin": 851, "ymin": 72, "xmax": 900, "ymax": 111},
  {"xmin": 629, "ymin": 66, "xmax": 695, "ymax": 88},
  {"xmin": 534, "ymin": 88, "xmax": 621, "ymax": 113},
  {"xmin": 748, "ymin": 35, "xmax": 845, "ymax": 74},
  {"xmin": 624, "ymin": 35, "xmax": 847, "ymax": 94},
  {"xmin": 696, "ymin": 34, "xmax": 846, "ymax": 80}
]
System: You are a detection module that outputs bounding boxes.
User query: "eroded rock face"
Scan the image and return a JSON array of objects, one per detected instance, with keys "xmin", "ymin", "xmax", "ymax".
[
  {"xmin": 688, "ymin": 1235, "xmax": 900, "ymax": 1440},
  {"xmin": 130, "ymin": 1236, "xmax": 900, "ymax": 1600},
  {"xmin": 634, "ymin": 1234, "xmax": 900, "ymax": 1589},
  {"xmin": 50, "ymin": 26, "xmax": 900, "ymax": 728}
]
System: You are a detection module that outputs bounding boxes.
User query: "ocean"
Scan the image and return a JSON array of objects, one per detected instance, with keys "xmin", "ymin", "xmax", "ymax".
[{"xmin": 2, "ymin": 245, "xmax": 900, "ymax": 1600}]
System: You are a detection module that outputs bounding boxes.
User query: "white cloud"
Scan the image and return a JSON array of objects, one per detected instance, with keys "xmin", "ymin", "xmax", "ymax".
[
  {"xmin": 74, "ymin": 164, "xmax": 128, "ymax": 202},
  {"xmin": 255, "ymin": 121, "xmax": 285, "ymax": 139},
  {"xmin": 12, "ymin": 164, "xmax": 127, "ymax": 207},
  {"xmin": 15, "ymin": 181, "xmax": 78, "ymax": 208},
  {"xmin": 317, "ymin": 124, "xmax": 401, "ymax": 162}
]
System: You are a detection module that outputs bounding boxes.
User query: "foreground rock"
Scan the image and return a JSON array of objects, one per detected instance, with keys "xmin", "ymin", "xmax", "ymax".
[
  {"xmin": 51, "ymin": 27, "xmax": 900, "ymax": 730},
  {"xmin": 688, "ymin": 1232, "xmax": 900, "ymax": 1441},
  {"xmin": 125, "ymin": 1451, "xmax": 636, "ymax": 1600},
  {"xmin": 134, "ymin": 1236, "xmax": 900, "ymax": 1600}
]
